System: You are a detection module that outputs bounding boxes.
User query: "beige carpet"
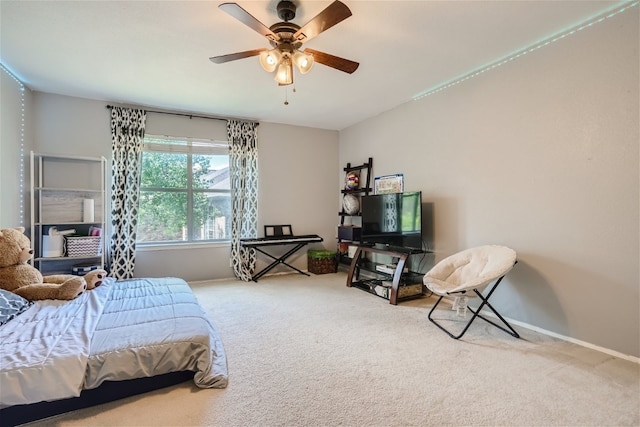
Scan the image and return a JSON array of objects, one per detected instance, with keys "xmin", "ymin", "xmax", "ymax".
[{"xmin": 28, "ymin": 272, "xmax": 639, "ymax": 426}]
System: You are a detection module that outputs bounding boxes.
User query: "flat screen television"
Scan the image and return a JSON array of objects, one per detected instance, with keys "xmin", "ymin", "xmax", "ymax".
[{"xmin": 361, "ymin": 191, "xmax": 423, "ymax": 251}]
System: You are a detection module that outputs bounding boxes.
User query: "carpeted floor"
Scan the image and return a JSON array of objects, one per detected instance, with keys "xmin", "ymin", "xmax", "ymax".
[{"xmin": 27, "ymin": 272, "xmax": 639, "ymax": 426}]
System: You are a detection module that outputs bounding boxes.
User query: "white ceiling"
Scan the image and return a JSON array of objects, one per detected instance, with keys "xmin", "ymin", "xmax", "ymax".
[{"xmin": 0, "ymin": 1, "xmax": 623, "ymax": 130}]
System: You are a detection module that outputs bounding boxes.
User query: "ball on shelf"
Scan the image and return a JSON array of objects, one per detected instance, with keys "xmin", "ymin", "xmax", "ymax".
[{"xmin": 342, "ymin": 194, "xmax": 360, "ymax": 215}]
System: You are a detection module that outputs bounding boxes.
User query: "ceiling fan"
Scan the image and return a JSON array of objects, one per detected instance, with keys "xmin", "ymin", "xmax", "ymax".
[{"xmin": 209, "ymin": 0, "xmax": 359, "ymax": 86}]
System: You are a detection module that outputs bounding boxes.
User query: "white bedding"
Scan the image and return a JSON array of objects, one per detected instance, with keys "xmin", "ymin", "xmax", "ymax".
[
  {"xmin": 0, "ymin": 284, "xmax": 111, "ymax": 407},
  {"xmin": 0, "ymin": 277, "xmax": 228, "ymax": 408},
  {"xmin": 84, "ymin": 277, "xmax": 228, "ymax": 390}
]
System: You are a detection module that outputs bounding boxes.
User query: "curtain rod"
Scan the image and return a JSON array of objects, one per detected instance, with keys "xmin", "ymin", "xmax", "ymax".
[{"xmin": 106, "ymin": 105, "xmax": 258, "ymax": 125}]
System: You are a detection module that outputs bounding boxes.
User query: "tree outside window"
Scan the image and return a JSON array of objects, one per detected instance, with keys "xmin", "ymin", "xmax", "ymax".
[{"xmin": 137, "ymin": 136, "xmax": 230, "ymax": 244}]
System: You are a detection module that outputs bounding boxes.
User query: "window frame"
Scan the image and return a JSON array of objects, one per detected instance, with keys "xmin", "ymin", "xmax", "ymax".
[{"xmin": 136, "ymin": 134, "xmax": 231, "ymax": 247}]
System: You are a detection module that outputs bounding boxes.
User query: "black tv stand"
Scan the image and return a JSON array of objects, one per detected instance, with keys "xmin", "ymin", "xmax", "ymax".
[
  {"xmin": 383, "ymin": 245, "xmax": 423, "ymax": 255},
  {"xmin": 346, "ymin": 245, "xmax": 425, "ymax": 305}
]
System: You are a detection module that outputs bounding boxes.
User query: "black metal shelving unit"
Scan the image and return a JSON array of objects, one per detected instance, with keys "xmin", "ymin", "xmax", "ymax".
[{"xmin": 337, "ymin": 157, "xmax": 373, "ymax": 265}]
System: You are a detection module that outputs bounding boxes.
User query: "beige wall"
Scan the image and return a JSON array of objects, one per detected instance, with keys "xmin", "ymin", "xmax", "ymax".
[
  {"xmin": 23, "ymin": 93, "xmax": 338, "ymax": 281},
  {"xmin": 339, "ymin": 9, "xmax": 639, "ymax": 357},
  {"xmin": 1, "ymin": 67, "xmax": 33, "ymax": 228},
  {"xmin": 135, "ymin": 120, "xmax": 339, "ymax": 280}
]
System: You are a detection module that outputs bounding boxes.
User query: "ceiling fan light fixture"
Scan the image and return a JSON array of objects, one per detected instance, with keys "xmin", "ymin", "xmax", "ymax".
[
  {"xmin": 212, "ymin": 1, "xmax": 359, "ymax": 89},
  {"xmin": 293, "ymin": 50, "xmax": 314, "ymax": 74},
  {"xmin": 259, "ymin": 48, "xmax": 282, "ymax": 73},
  {"xmin": 274, "ymin": 56, "xmax": 293, "ymax": 85}
]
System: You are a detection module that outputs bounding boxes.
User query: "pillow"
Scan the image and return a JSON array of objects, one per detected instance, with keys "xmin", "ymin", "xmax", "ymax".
[{"xmin": 0, "ymin": 289, "xmax": 34, "ymax": 326}]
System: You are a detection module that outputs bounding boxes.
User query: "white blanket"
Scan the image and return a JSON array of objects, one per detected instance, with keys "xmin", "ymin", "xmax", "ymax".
[
  {"xmin": 0, "ymin": 283, "xmax": 111, "ymax": 407},
  {"xmin": 0, "ymin": 277, "xmax": 228, "ymax": 409},
  {"xmin": 84, "ymin": 277, "xmax": 228, "ymax": 390}
]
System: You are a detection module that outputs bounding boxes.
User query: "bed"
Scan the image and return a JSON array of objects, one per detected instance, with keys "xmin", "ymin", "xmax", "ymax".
[{"xmin": 0, "ymin": 276, "xmax": 228, "ymax": 426}]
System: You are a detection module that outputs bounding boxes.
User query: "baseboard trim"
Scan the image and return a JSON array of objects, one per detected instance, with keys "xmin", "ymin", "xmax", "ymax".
[{"xmin": 480, "ymin": 310, "xmax": 640, "ymax": 364}]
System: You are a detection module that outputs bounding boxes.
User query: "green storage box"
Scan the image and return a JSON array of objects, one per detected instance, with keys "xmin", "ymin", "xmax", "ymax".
[{"xmin": 307, "ymin": 250, "xmax": 338, "ymax": 274}]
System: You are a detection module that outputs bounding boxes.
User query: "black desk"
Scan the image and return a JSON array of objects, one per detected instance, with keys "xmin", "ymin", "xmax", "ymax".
[{"xmin": 240, "ymin": 234, "xmax": 323, "ymax": 282}]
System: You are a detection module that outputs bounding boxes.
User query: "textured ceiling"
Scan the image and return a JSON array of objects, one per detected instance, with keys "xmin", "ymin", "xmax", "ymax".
[{"xmin": 0, "ymin": 1, "xmax": 626, "ymax": 130}]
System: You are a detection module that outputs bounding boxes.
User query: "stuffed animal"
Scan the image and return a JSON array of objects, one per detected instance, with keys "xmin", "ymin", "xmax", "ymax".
[{"xmin": 0, "ymin": 227, "xmax": 107, "ymax": 301}]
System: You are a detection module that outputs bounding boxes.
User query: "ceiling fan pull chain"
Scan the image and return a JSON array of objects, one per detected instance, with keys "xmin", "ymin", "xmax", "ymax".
[{"xmin": 284, "ymin": 87, "xmax": 289, "ymax": 106}]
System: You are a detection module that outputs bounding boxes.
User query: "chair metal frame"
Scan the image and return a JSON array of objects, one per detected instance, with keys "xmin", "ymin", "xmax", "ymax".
[{"xmin": 427, "ymin": 266, "xmax": 520, "ymax": 340}]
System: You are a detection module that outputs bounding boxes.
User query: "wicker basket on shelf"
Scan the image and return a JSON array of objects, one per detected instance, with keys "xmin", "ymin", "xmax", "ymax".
[{"xmin": 63, "ymin": 235, "xmax": 102, "ymax": 257}]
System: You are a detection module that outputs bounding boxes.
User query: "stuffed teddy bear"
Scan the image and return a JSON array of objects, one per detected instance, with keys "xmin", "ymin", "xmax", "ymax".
[{"xmin": 0, "ymin": 227, "xmax": 107, "ymax": 301}]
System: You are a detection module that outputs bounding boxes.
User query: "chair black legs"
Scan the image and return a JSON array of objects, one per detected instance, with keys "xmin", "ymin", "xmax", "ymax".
[{"xmin": 427, "ymin": 275, "xmax": 520, "ymax": 339}]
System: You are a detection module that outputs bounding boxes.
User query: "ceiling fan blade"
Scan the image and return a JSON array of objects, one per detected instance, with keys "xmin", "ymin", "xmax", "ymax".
[
  {"xmin": 219, "ymin": 3, "xmax": 278, "ymax": 42},
  {"xmin": 210, "ymin": 49, "xmax": 266, "ymax": 64},
  {"xmin": 293, "ymin": 1, "xmax": 352, "ymax": 43},
  {"xmin": 304, "ymin": 48, "xmax": 359, "ymax": 74}
]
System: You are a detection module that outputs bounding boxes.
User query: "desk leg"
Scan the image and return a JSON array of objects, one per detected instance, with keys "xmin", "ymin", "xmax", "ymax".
[{"xmin": 251, "ymin": 243, "xmax": 310, "ymax": 281}]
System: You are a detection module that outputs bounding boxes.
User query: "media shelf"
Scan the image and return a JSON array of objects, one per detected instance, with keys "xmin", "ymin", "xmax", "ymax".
[{"xmin": 346, "ymin": 245, "xmax": 425, "ymax": 305}]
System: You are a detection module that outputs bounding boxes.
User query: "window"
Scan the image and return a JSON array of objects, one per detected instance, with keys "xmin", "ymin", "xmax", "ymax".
[{"xmin": 137, "ymin": 135, "xmax": 231, "ymax": 244}]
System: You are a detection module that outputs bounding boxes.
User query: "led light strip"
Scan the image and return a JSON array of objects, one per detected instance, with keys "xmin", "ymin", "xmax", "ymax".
[
  {"xmin": 0, "ymin": 63, "xmax": 26, "ymax": 226},
  {"xmin": 412, "ymin": 1, "xmax": 638, "ymax": 101}
]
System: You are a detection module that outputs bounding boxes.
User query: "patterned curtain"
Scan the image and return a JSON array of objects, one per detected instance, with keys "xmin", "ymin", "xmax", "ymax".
[
  {"xmin": 228, "ymin": 120, "xmax": 259, "ymax": 281},
  {"xmin": 108, "ymin": 107, "xmax": 146, "ymax": 279}
]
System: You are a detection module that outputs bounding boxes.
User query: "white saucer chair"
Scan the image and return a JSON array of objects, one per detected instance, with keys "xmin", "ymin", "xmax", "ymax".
[{"xmin": 423, "ymin": 245, "xmax": 519, "ymax": 339}]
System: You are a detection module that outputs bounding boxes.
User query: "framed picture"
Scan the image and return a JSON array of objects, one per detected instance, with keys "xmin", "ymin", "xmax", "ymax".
[{"xmin": 374, "ymin": 174, "xmax": 404, "ymax": 194}]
